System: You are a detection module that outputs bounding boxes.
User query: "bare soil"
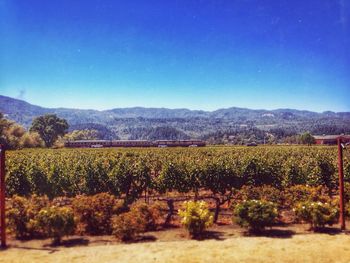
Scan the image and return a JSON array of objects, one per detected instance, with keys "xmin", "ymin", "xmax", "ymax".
[{"xmin": 2, "ymin": 223, "xmax": 350, "ymax": 263}]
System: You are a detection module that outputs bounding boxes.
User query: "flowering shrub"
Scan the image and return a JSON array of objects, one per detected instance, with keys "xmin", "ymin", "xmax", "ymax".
[
  {"xmin": 35, "ymin": 206, "xmax": 75, "ymax": 244},
  {"xmin": 178, "ymin": 201, "xmax": 213, "ymax": 237},
  {"xmin": 72, "ymin": 193, "xmax": 122, "ymax": 235},
  {"xmin": 233, "ymin": 200, "xmax": 278, "ymax": 232},
  {"xmin": 294, "ymin": 201, "xmax": 339, "ymax": 230}
]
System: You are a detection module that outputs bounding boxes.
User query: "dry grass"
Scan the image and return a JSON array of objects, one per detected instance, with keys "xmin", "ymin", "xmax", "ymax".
[{"xmin": 2, "ymin": 225, "xmax": 350, "ymax": 263}]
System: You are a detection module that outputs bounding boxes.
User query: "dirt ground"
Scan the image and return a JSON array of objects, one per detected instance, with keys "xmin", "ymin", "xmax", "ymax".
[{"xmin": 2, "ymin": 223, "xmax": 350, "ymax": 263}]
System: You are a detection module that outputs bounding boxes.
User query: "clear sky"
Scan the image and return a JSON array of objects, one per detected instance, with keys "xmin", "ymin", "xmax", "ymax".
[{"xmin": 0, "ymin": 0, "xmax": 349, "ymax": 112}]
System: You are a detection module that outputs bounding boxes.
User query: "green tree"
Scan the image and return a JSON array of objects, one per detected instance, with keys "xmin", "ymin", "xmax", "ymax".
[
  {"xmin": 0, "ymin": 112, "xmax": 42, "ymax": 149},
  {"xmin": 64, "ymin": 129, "xmax": 99, "ymax": 141},
  {"xmin": 0, "ymin": 112, "xmax": 12, "ymax": 145},
  {"xmin": 299, "ymin": 132, "xmax": 316, "ymax": 146},
  {"xmin": 30, "ymin": 114, "xmax": 69, "ymax": 147}
]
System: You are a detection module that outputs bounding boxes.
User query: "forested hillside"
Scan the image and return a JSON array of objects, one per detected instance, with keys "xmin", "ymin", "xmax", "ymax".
[{"xmin": 1, "ymin": 95, "xmax": 350, "ymax": 143}]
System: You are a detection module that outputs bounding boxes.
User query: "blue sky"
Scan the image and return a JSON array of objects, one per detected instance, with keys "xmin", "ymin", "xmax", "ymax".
[{"xmin": 0, "ymin": 0, "xmax": 349, "ymax": 112}]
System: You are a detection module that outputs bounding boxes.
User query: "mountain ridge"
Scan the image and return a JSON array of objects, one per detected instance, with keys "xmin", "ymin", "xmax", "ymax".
[
  {"xmin": 1, "ymin": 95, "xmax": 348, "ymax": 117},
  {"xmin": 1, "ymin": 95, "xmax": 350, "ymax": 142}
]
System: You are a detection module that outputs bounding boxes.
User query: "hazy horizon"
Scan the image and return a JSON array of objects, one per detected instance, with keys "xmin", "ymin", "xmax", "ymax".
[{"xmin": 1, "ymin": 1, "xmax": 349, "ymax": 112}]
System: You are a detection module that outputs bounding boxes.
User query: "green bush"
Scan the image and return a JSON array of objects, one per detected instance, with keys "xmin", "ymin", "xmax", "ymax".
[
  {"xmin": 178, "ymin": 201, "xmax": 213, "ymax": 237},
  {"xmin": 294, "ymin": 201, "xmax": 339, "ymax": 230},
  {"xmin": 233, "ymin": 199, "xmax": 278, "ymax": 232},
  {"xmin": 7, "ymin": 195, "xmax": 49, "ymax": 239},
  {"xmin": 72, "ymin": 193, "xmax": 122, "ymax": 235},
  {"xmin": 35, "ymin": 206, "xmax": 75, "ymax": 244}
]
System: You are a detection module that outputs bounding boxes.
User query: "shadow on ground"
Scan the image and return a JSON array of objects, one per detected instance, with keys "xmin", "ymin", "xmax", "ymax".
[
  {"xmin": 57, "ymin": 237, "xmax": 90, "ymax": 248},
  {"xmin": 122, "ymin": 235, "xmax": 158, "ymax": 244},
  {"xmin": 9, "ymin": 245, "xmax": 59, "ymax": 254},
  {"xmin": 193, "ymin": 230, "xmax": 226, "ymax": 241},
  {"xmin": 313, "ymin": 227, "xmax": 343, "ymax": 235},
  {"xmin": 243, "ymin": 228, "xmax": 295, "ymax": 239}
]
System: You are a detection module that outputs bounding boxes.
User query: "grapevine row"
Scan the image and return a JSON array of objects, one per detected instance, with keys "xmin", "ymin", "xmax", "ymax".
[{"xmin": 6, "ymin": 146, "xmax": 349, "ymax": 201}]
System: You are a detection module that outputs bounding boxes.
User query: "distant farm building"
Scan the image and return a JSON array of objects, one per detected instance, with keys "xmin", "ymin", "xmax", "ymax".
[{"xmin": 314, "ymin": 135, "xmax": 350, "ymax": 145}]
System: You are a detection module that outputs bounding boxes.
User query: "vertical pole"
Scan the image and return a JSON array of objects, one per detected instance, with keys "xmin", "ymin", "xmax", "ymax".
[
  {"xmin": 0, "ymin": 144, "xmax": 6, "ymax": 247},
  {"xmin": 337, "ymin": 137, "xmax": 345, "ymax": 230}
]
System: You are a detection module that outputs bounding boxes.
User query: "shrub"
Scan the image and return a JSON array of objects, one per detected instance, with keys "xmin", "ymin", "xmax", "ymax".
[
  {"xmin": 294, "ymin": 201, "xmax": 339, "ymax": 230},
  {"xmin": 7, "ymin": 195, "xmax": 49, "ymax": 239},
  {"xmin": 7, "ymin": 196, "xmax": 29, "ymax": 239},
  {"xmin": 72, "ymin": 193, "xmax": 122, "ymax": 235},
  {"xmin": 35, "ymin": 206, "xmax": 75, "ymax": 244},
  {"xmin": 178, "ymin": 201, "xmax": 213, "ymax": 237},
  {"xmin": 234, "ymin": 185, "xmax": 283, "ymax": 208},
  {"xmin": 147, "ymin": 201, "xmax": 167, "ymax": 227},
  {"xmin": 112, "ymin": 201, "xmax": 166, "ymax": 241},
  {"xmin": 130, "ymin": 201, "xmax": 167, "ymax": 231},
  {"xmin": 112, "ymin": 211, "xmax": 145, "ymax": 241},
  {"xmin": 283, "ymin": 185, "xmax": 330, "ymax": 209},
  {"xmin": 233, "ymin": 199, "xmax": 278, "ymax": 232}
]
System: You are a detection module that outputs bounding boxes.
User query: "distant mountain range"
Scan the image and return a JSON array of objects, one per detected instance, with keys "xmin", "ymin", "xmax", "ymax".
[{"xmin": 1, "ymin": 95, "xmax": 350, "ymax": 142}]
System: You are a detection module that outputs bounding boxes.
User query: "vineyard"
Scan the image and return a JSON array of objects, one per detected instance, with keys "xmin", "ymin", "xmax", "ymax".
[
  {"xmin": 4, "ymin": 145, "xmax": 350, "ymax": 246},
  {"xmin": 6, "ymin": 146, "xmax": 349, "ymax": 200}
]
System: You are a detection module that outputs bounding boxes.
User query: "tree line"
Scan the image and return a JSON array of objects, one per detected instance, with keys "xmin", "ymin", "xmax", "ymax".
[
  {"xmin": 0, "ymin": 113, "xmax": 102, "ymax": 149},
  {"xmin": 0, "ymin": 112, "xmax": 319, "ymax": 149}
]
